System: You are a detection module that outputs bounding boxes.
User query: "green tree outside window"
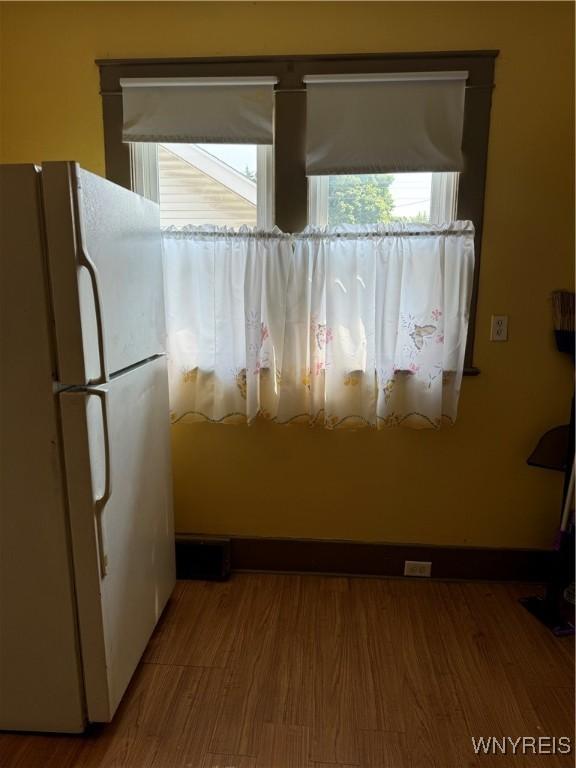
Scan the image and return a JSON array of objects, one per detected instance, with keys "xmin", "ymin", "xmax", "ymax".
[
  {"xmin": 328, "ymin": 174, "xmax": 394, "ymax": 225},
  {"xmin": 327, "ymin": 175, "xmax": 428, "ymax": 225}
]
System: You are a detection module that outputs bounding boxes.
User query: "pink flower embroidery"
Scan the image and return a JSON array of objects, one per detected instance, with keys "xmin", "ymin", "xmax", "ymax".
[
  {"xmin": 431, "ymin": 308, "xmax": 443, "ymax": 321},
  {"xmin": 409, "ymin": 363, "xmax": 420, "ymax": 373},
  {"xmin": 315, "ymin": 324, "xmax": 333, "ymax": 351}
]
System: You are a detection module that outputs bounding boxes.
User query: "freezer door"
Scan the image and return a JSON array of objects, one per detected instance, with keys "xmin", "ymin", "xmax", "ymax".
[
  {"xmin": 59, "ymin": 356, "xmax": 175, "ymax": 722},
  {"xmin": 42, "ymin": 161, "xmax": 165, "ymax": 384}
]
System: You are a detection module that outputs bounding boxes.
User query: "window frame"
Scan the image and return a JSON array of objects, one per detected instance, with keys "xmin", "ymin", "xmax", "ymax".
[{"xmin": 97, "ymin": 50, "xmax": 498, "ymax": 372}]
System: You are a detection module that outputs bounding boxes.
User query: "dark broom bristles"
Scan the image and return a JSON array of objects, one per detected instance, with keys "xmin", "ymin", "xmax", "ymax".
[{"xmin": 551, "ymin": 290, "xmax": 575, "ymax": 332}]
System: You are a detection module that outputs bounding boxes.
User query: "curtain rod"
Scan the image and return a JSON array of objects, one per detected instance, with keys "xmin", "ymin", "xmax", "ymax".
[{"xmin": 162, "ymin": 227, "xmax": 474, "ymax": 239}]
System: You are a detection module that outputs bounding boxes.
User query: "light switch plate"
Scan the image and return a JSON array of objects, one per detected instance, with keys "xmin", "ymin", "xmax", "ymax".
[{"xmin": 490, "ymin": 315, "xmax": 508, "ymax": 341}]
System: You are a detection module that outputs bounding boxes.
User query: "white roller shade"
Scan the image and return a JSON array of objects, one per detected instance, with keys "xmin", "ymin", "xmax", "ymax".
[
  {"xmin": 305, "ymin": 71, "xmax": 467, "ymax": 175},
  {"xmin": 120, "ymin": 76, "xmax": 278, "ymax": 144}
]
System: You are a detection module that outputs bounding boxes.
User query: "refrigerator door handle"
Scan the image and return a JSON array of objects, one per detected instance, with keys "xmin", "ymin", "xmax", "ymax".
[
  {"xmin": 72, "ymin": 167, "xmax": 109, "ymax": 385},
  {"xmin": 85, "ymin": 386, "xmax": 112, "ymax": 577}
]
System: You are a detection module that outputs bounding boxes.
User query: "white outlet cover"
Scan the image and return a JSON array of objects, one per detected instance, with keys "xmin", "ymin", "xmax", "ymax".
[
  {"xmin": 404, "ymin": 560, "xmax": 432, "ymax": 578},
  {"xmin": 490, "ymin": 315, "xmax": 508, "ymax": 341}
]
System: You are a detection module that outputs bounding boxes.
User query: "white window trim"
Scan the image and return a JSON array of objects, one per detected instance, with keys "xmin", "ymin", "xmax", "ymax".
[
  {"xmin": 129, "ymin": 143, "xmax": 160, "ymax": 203},
  {"xmin": 429, "ymin": 172, "xmax": 458, "ymax": 224},
  {"xmin": 256, "ymin": 145, "xmax": 274, "ymax": 229},
  {"xmin": 308, "ymin": 172, "xmax": 459, "ymax": 227},
  {"xmin": 130, "ymin": 142, "xmax": 273, "ymax": 229},
  {"xmin": 307, "ymin": 174, "xmax": 329, "ymax": 227}
]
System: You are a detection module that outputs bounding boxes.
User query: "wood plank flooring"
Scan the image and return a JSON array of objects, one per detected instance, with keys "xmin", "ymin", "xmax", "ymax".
[{"xmin": 0, "ymin": 575, "xmax": 574, "ymax": 768}]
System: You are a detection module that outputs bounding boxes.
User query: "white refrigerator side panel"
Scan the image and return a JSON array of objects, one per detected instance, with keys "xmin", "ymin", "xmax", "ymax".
[
  {"xmin": 0, "ymin": 165, "xmax": 85, "ymax": 733},
  {"xmin": 42, "ymin": 162, "xmax": 165, "ymax": 384},
  {"xmin": 59, "ymin": 357, "xmax": 175, "ymax": 722}
]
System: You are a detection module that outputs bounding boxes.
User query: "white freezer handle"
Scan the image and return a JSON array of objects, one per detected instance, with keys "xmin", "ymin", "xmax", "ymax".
[
  {"xmin": 86, "ymin": 386, "xmax": 112, "ymax": 577},
  {"xmin": 72, "ymin": 166, "xmax": 109, "ymax": 385}
]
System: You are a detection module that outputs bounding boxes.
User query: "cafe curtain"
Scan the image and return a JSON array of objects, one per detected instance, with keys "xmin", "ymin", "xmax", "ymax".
[{"xmin": 162, "ymin": 223, "xmax": 474, "ymax": 429}]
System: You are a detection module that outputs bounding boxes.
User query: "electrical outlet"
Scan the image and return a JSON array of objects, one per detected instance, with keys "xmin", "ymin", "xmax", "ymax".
[
  {"xmin": 490, "ymin": 315, "xmax": 508, "ymax": 341},
  {"xmin": 404, "ymin": 560, "xmax": 432, "ymax": 578}
]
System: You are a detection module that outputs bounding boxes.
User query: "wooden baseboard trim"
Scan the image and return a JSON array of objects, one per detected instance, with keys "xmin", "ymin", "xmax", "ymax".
[{"xmin": 176, "ymin": 534, "xmax": 554, "ymax": 581}]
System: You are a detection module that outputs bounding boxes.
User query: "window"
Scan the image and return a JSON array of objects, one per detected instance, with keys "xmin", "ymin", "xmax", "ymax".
[
  {"xmin": 155, "ymin": 143, "xmax": 273, "ymax": 229},
  {"xmin": 309, "ymin": 172, "xmax": 458, "ymax": 227},
  {"xmin": 131, "ymin": 143, "xmax": 273, "ymax": 228},
  {"xmin": 98, "ymin": 51, "xmax": 497, "ymax": 370}
]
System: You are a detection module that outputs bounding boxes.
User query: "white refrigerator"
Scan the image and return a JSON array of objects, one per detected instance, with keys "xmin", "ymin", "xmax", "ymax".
[{"xmin": 0, "ymin": 162, "xmax": 176, "ymax": 733}]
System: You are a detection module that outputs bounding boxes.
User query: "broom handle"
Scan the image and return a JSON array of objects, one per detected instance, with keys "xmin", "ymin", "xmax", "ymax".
[
  {"xmin": 559, "ymin": 393, "xmax": 575, "ymax": 533},
  {"xmin": 560, "ymin": 459, "xmax": 575, "ymax": 533}
]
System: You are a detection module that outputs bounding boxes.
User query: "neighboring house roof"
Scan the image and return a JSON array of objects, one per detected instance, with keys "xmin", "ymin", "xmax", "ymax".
[
  {"xmin": 158, "ymin": 144, "xmax": 257, "ymax": 228},
  {"xmin": 162, "ymin": 143, "xmax": 257, "ymax": 205}
]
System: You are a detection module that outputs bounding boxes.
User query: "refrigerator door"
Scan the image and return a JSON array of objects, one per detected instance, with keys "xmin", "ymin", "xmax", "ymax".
[
  {"xmin": 0, "ymin": 165, "xmax": 86, "ymax": 733},
  {"xmin": 59, "ymin": 356, "xmax": 175, "ymax": 722},
  {"xmin": 42, "ymin": 161, "xmax": 165, "ymax": 384}
]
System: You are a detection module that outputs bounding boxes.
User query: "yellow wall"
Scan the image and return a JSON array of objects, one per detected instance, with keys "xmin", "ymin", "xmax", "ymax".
[{"xmin": 1, "ymin": 2, "xmax": 573, "ymax": 548}]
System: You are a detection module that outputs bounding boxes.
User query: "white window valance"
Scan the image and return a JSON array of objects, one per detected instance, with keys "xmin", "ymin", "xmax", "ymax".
[
  {"xmin": 120, "ymin": 76, "xmax": 278, "ymax": 144},
  {"xmin": 305, "ymin": 71, "xmax": 468, "ymax": 175},
  {"xmin": 162, "ymin": 223, "xmax": 475, "ymax": 430}
]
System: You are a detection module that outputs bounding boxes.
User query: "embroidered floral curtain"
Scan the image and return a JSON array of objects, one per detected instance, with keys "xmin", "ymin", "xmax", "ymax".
[{"xmin": 163, "ymin": 223, "xmax": 474, "ymax": 429}]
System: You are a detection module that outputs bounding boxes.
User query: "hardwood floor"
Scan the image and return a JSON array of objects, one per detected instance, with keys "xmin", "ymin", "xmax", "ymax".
[{"xmin": 0, "ymin": 575, "xmax": 574, "ymax": 767}]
